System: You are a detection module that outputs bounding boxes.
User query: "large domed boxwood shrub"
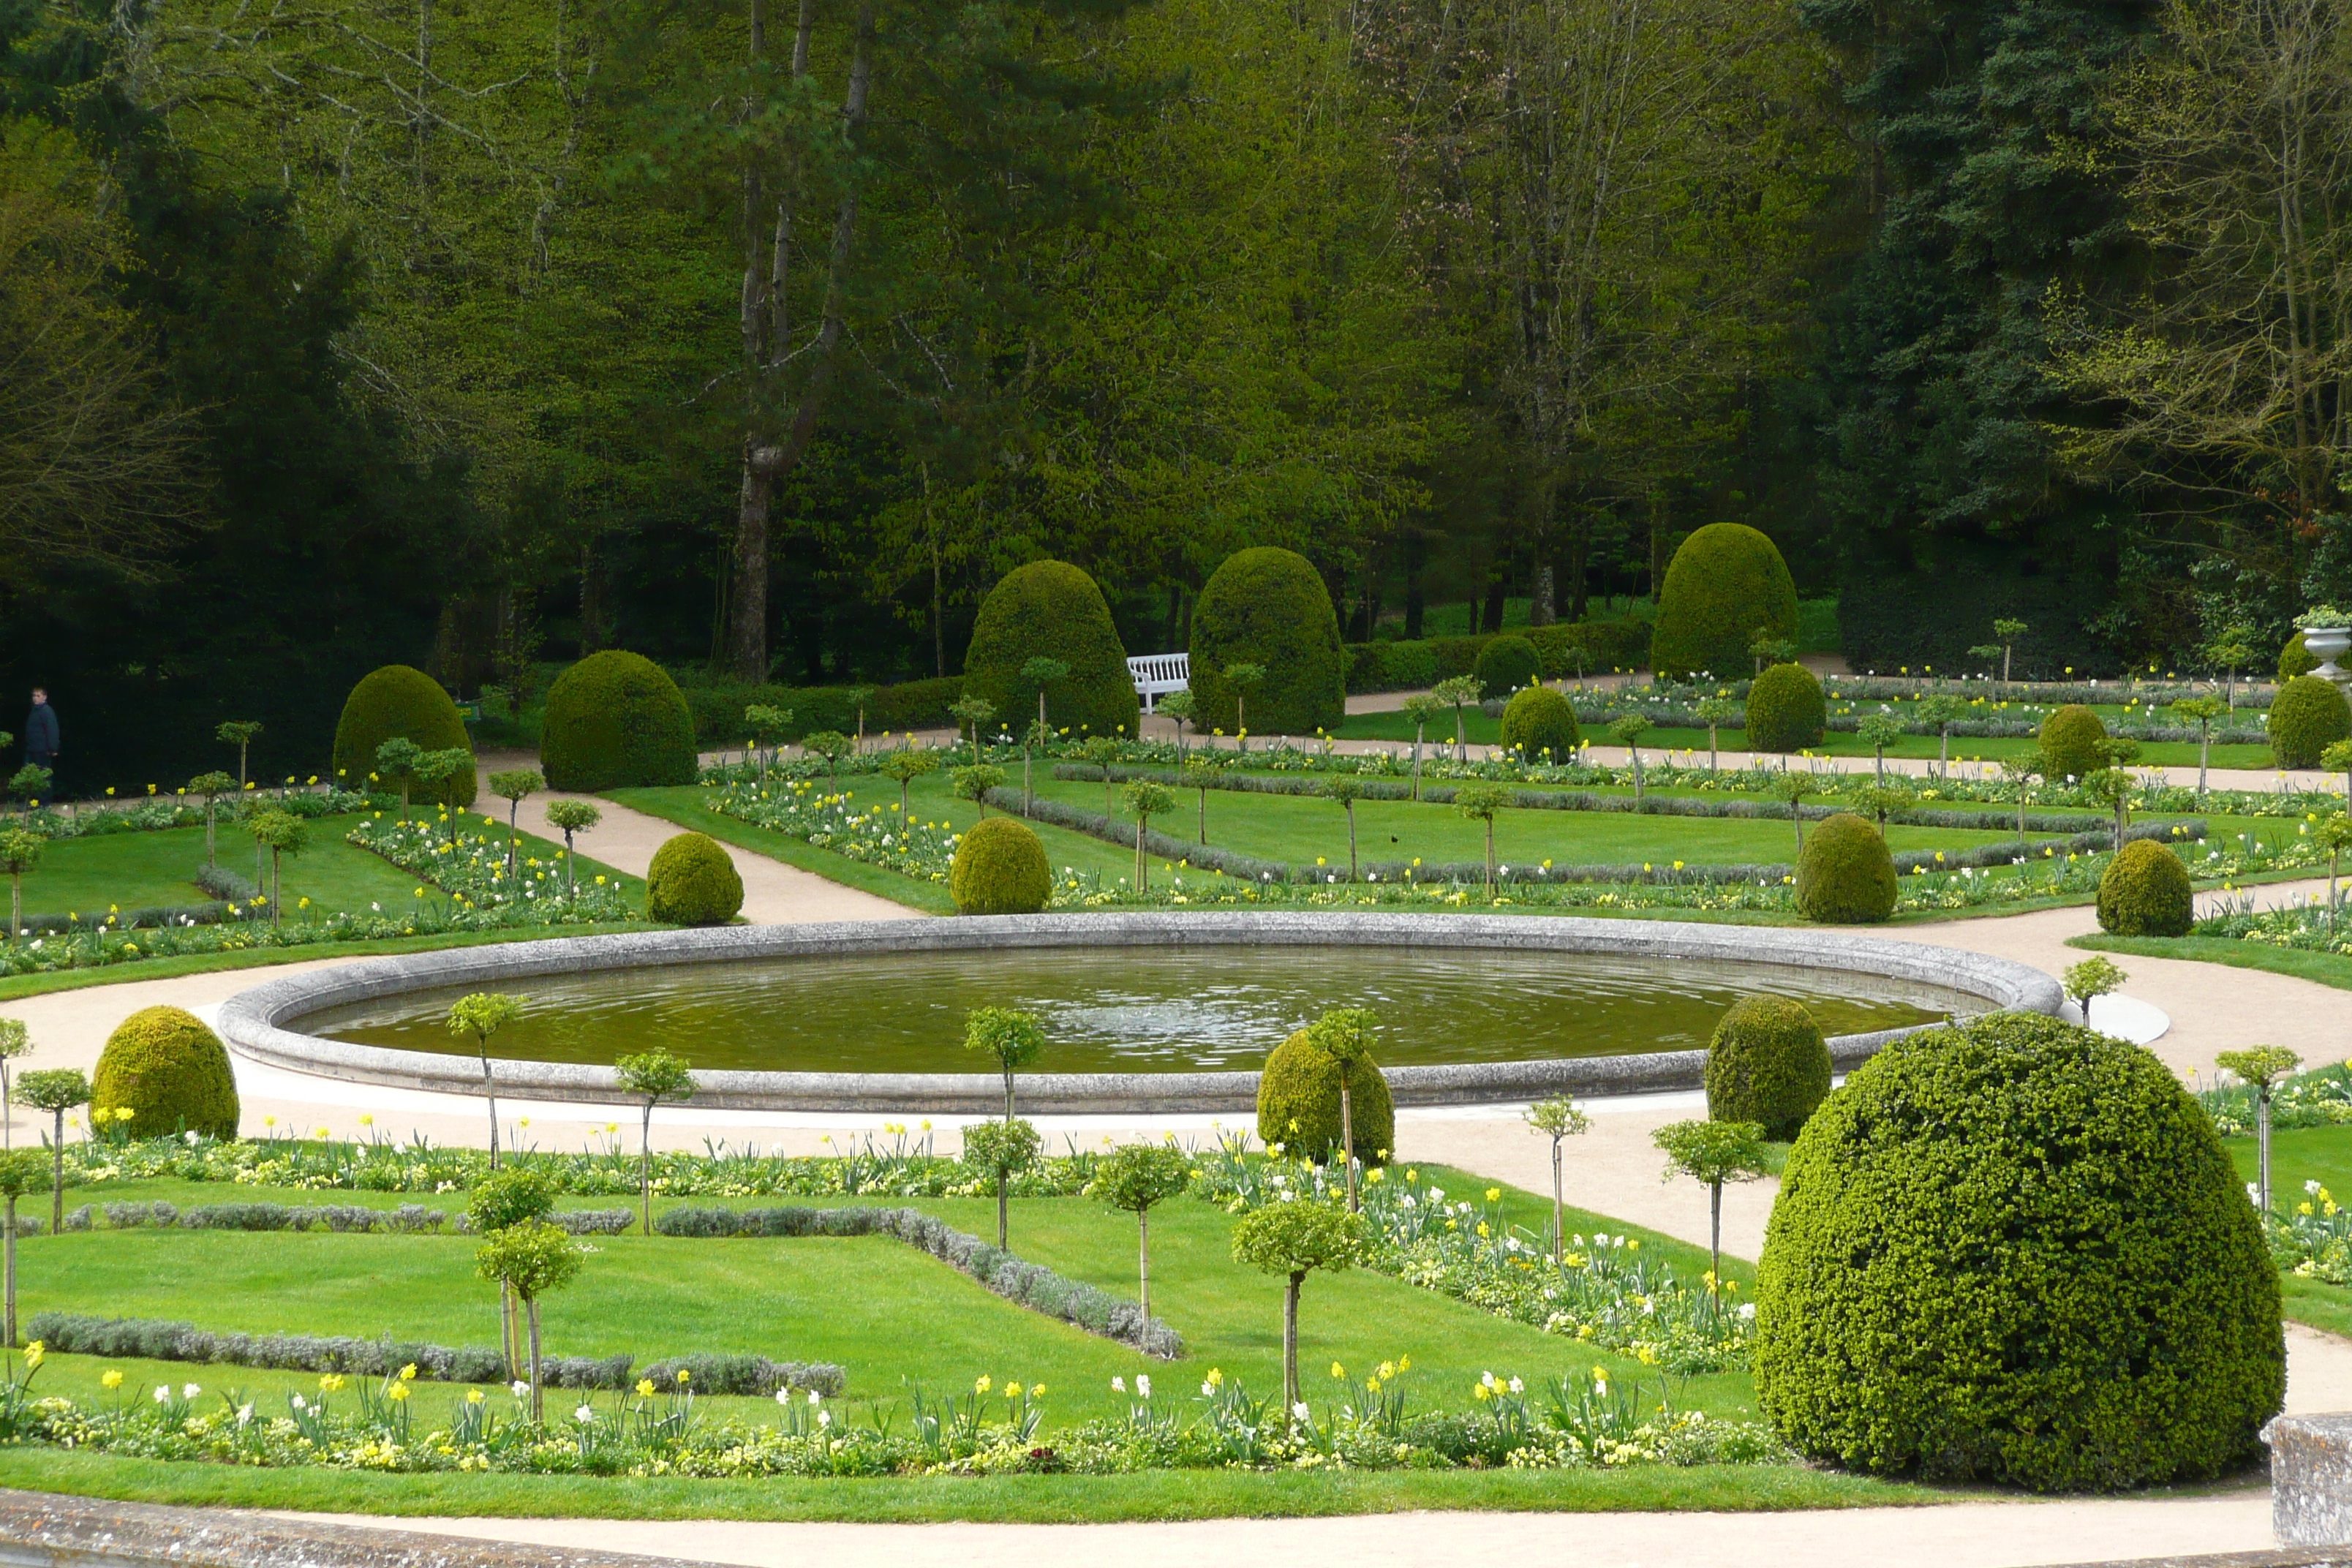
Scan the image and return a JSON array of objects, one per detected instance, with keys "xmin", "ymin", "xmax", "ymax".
[
  {"xmin": 2097, "ymin": 840, "xmax": 2193, "ymax": 937},
  {"xmin": 1704, "ymin": 996, "xmax": 1830, "ymax": 1140},
  {"xmin": 1499, "ymin": 686, "xmax": 1580, "ymax": 762},
  {"xmin": 644, "ymin": 832, "xmax": 743, "ymax": 925},
  {"xmin": 2280, "ymin": 632, "xmax": 2318, "ymax": 682},
  {"xmin": 1744, "ymin": 663, "xmax": 1826, "ymax": 753},
  {"xmin": 332, "ymin": 665, "xmax": 476, "ymax": 807},
  {"xmin": 960, "ymin": 561, "xmax": 1139, "ymax": 740},
  {"xmin": 1255, "ymin": 1027, "xmax": 1394, "ymax": 1166},
  {"xmin": 1650, "ymin": 523, "xmax": 1800, "ymax": 679},
  {"xmin": 2038, "ymin": 704, "xmax": 2109, "ymax": 782},
  {"xmin": 1754, "ymin": 1012, "xmax": 2283, "ymax": 1490},
  {"xmin": 94, "ymin": 1006, "xmax": 239, "ymax": 1139},
  {"xmin": 541, "ymin": 652, "xmax": 698, "ymax": 791},
  {"xmin": 2269, "ymin": 674, "xmax": 2351, "ymax": 769},
  {"xmin": 1795, "ymin": 812, "xmax": 1897, "ymax": 923},
  {"xmin": 1189, "ymin": 548, "xmax": 1346, "ymax": 737},
  {"xmin": 1474, "ymin": 635, "xmax": 1543, "ymax": 698},
  {"xmin": 949, "ymin": 816, "xmax": 1052, "ymax": 914}
]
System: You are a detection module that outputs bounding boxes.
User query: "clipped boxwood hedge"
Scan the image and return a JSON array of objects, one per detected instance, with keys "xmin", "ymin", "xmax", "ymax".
[
  {"xmin": 1754, "ymin": 1011, "xmax": 2283, "ymax": 1490},
  {"xmin": 1473, "ymin": 635, "xmax": 1542, "ymax": 698},
  {"xmin": 1795, "ymin": 812, "xmax": 1897, "ymax": 923},
  {"xmin": 94, "ymin": 1006, "xmax": 240, "ymax": 1140},
  {"xmin": 644, "ymin": 832, "xmax": 742, "ymax": 925},
  {"xmin": 1342, "ymin": 619, "xmax": 1653, "ymax": 693},
  {"xmin": 331, "ymin": 666, "xmax": 476, "ymax": 807},
  {"xmin": 1255, "ymin": 1027, "xmax": 1393, "ymax": 1166},
  {"xmin": 681, "ymin": 676, "xmax": 965, "ymax": 747},
  {"xmin": 1744, "ymin": 663, "xmax": 1825, "ymax": 753},
  {"xmin": 1650, "ymin": 524, "xmax": 1799, "ymax": 679},
  {"xmin": 1190, "ymin": 547, "xmax": 1347, "ymax": 736},
  {"xmin": 1499, "ymin": 686, "xmax": 1580, "ymax": 763},
  {"xmin": 1703, "ymin": 996, "xmax": 1830, "ymax": 1141},
  {"xmin": 542, "ymin": 651, "xmax": 698, "ymax": 791},
  {"xmin": 2269, "ymin": 674, "xmax": 2351, "ymax": 769},
  {"xmin": 2038, "ymin": 704, "xmax": 2110, "ymax": 782},
  {"xmin": 949, "ymin": 816, "xmax": 1052, "ymax": 914},
  {"xmin": 2096, "ymin": 840, "xmax": 2193, "ymax": 937},
  {"xmin": 2280, "ymin": 631, "xmax": 2318, "ymax": 682},
  {"xmin": 961, "ymin": 561, "xmax": 1138, "ymax": 740}
]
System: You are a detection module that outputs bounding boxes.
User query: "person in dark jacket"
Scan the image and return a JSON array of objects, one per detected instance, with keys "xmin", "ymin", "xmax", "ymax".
[{"xmin": 24, "ymin": 690, "xmax": 57, "ymax": 774}]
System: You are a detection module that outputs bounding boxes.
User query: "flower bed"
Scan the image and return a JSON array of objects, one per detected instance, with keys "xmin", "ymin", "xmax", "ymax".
[
  {"xmin": 2268, "ymin": 1182, "xmax": 2352, "ymax": 1284},
  {"xmin": 2191, "ymin": 889, "xmax": 2352, "ymax": 960},
  {"xmin": 700, "ymin": 778, "xmax": 962, "ymax": 885},
  {"xmin": 344, "ymin": 815, "xmax": 633, "ymax": 919}
]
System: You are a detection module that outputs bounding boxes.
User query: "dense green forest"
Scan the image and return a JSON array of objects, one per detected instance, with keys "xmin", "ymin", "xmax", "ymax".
[{"xmin": 3, "ymin": 0, "xmax": 2349, "ymax": 782}]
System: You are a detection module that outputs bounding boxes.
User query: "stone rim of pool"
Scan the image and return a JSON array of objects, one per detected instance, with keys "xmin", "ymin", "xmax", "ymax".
[{"xmin": 220, "ymin": 914, "xmax": 2063, "ymax": 1114}]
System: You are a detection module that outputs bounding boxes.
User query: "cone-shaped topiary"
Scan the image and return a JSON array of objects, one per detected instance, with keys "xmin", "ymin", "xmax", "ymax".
[
  {"xmin": 1474, "ymin": 635, "xmax": 1543, "ymax": 698},
  {"xmin": 332, "ymin": 666, "xmax": 476, "ymax": 807},
  {"xmin": 2269, "ymin": 674, "xmax": 2351, "ymax": 769},
  {"xmin": 1795, "ymin": 812, "xmax": 1897, "ymax": 923},
  {"xmin": 1499, "ymin": 685, "xmax": 1580, "ymax": 763},
  {"xmin": 2280, "ymin": 632, "xmax": 2318, "ymax": 682},
  {"xmin": 1255, "ymin": 1027, "xmax": 1394, "ymax": 1166},
  {"xmin": 1704, "ymin": 996, "xmax": 1831, "ymax": 1141},
  {"xmin": 1188, "ymin": 548, "xmax": 1346, "ymax": 737},
  {"xmin": 949, "ymin": 816, "xmax": 1052, "ymax": 915},
  {"xmin": 1651, "ymin": 524, "xmax": 1800, "ymax": 680},
  {"xmin": 94, "ymin": 1006, "xmax": 239, "ymax": 1139},
  {"xmin": 541, "ymin": 652, "xmax": 698, "ymax": 791},
  {"xmin": 961, "ymin": 561, "xmax": 1139, "ymax": 740},
  {"xmin": 1745, "ymin": 663, "xmax": 1826, "ymax": 753},
  {"xmin": 2038, "ymin": 704, "xmax": 2109, "ymax": 782},
  {"xmin": 2097, "ymin": 839, "xmax": 2193, "ymax": 937},
  {"xmin": 1755, "ymin": 1011, "xmax": 2283, "ymax": 1490},
  {"xmin": 644, "ymin": 832, "xmax": 742, "ymax": 925}
]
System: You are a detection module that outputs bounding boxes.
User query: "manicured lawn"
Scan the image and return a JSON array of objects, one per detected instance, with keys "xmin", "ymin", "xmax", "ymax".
[
  {"xmin": 2070, "ymin": 935, "xmax": 2352, "ymax": 995},
  {"xmin": 2218, "ymin": 1127, "xmax": 2352, "ymax": 1338}
]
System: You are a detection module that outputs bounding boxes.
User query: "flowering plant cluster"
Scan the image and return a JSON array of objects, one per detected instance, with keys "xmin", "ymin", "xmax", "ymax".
[
  {"xmin": 2269, "ymin": 1181, "xmax": 2352, "ymax": 1283},
  {"xmin": 2195, "ymin": 1062, "xmax": 2352, "ymax": 1137},
  {"xmin": 345, "ymin": 815, "xmax": 632, "ymax": 919},
  {"xmin": 0, "ymin": 898, "xmax": 630, "ymax": 979},
  {"xmin": 12, "ymin": 787, "xmax": 372, "ymax": 842},
  {"xmin": 2191, "ymin": 885, "xmax": 2352, "ymax": 959},
  {"xmin": 701, "ymin": 779, "xmax": 961, "ymax": 885}
]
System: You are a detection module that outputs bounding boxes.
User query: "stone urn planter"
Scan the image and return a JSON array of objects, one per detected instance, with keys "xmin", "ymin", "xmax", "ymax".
[{"xmin": 2303, "ymin": 624, "xmax": 2352, "ymax": 683}]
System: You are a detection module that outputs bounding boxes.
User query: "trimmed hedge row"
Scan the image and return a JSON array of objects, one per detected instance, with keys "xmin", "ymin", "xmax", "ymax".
[
  {"xmin": 89, "ymin": 1200, "xmax": 636, "ymax": 1235},
  {"xmin": 680, "ymin": 676, "xmax": 967, "ymax": 747},
  {"xmin": 1344, "ymin": 619, "xmax": 1652, "ymax": 694},
  {"xmin": 25, "ymin": 1312, "xmax": 845, "ymax": 1397},
  {"xmin": 656, "ymin": 1204, "xmax": 1181, "ymax": 1358}
]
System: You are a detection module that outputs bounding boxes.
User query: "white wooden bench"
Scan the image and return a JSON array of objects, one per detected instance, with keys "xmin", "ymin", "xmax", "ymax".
[{"xmin": 1127, "ymin": 652, "xmax": 1190, "ymax": 713}]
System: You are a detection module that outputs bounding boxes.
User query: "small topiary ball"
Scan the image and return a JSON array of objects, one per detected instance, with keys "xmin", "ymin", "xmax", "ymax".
[
  {"xmin": 961, "ymin": 560, "xmax": 1139, "ymax": 740},
  {"xmin": 1651, "ymin": 522, "xmax": 1801, "ymax": 679},
  {"xmin": 1499, "ymin": 686, "xmax": 1580, "ymax": 763},
  {"xmin": 332, "ymin": 665, "xmax": 476, "ymax": 807},
  {"xmin": 949, "ymin": 815, "xmax": 1053, "ymax": 914},
  {"xmin": 2038, "ymin": 703, "xmax": 2109, "ymax": 782},
  {"xmin": 1474, "ymin": 635, "xmax": 1543, "ymax": 699},
  {"xmin": 1704, "ymin": 996, "xmax": 1831, "ymax": 1141},
  {"xmin": 2280, "ymin": 631, "xmax": 2318, "ymax": 682},
  {"xmin": 1744, "ymin": 663, "xmax": 1826, "ymax": 753},
  {"xmin": 94, "ymin": 1006, "xmax": 239, "ymax": 1140},
  {"xmin": 542, "ymin": 651, "xmax": 698, "ymax": 791},
  {"xmin": 644, "ymin": 832, "xmax": 743, "ymax": 925},
  {"xmin": 1754, "ymin": 1012, "xmax": 2283, "ymax": 1491},
  {"xmin": 1795, "ymin": 812, "xmax": 1897, "ymax": 923},
  {"xmin": 1255, "ymin": 1027, "xmax": 1394, "ymax": 1166},
  {"xmin": 1189, "ymin": 547, "xmax": 1347, "ymax": 737},
  {"xmin": 2097, "ymin": 839, "xmax": 2193, "ymax": 937},
  {"xmin": 2268, "ymin": 674, "xmax": 2351, "ymax": 770}
]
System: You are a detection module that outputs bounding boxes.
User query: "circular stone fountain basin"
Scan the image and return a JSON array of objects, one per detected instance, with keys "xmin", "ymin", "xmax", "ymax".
[{"xmin": 219, "ymin": 913, "xmax": 2063, "ymax": 1114}]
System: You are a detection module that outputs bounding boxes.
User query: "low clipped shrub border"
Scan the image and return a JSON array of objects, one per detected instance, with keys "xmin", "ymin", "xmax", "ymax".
[
  {"xmin": 1344, "ymin": 619, "xmax": 1652, "ymax": 693},
  {"xmin": 83, "ymin": 1200, "xmax": 635, "ymax": 1236},
  {"xmin": 657, "ymin": 1204, "xmax": 1182, "ymax": 1358},
  {"xmin": 26, "ymin": 1312, "xmax": 844, "ymax": 1397}
]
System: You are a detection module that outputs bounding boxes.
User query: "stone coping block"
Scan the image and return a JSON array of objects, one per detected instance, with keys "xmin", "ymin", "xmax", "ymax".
[
  {"xmin": 0, "ymin": 1488, "xmax": 706, "ymax": 1568},
  {"xmin": 218, "ymin": 912, "xmax": 2063, "ymax": 1115},
  {"xmin": 2272, "ymin": 1413, "xmax": 2352, "ymax": 1546}
]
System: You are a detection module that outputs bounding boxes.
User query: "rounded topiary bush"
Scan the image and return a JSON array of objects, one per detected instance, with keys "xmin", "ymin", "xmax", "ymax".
[
  {"xmin": 2280, "ymin": 632, "xmax": 2318, "ymax": 682},
  {"xmin": 1255, "ymin": 1027, "xmax": 1394, "ymax": 1166},
  {"xmin": 949, "ymin": 815, "xmax": 1052, "ymax": 915},
  {"xmin": 1474, "ymin": 635, "xmax": 1543, "ymax": 699},
  {"xmin": 2038, "ymin": 703, "xmax": 2110, "ymax": 782},
  {"xmin": 1755, "ymin": 1011, "xmax": 2283, "ymax": 1490},
  {"xmin": 94, "ymin": 1006, "xmax": 239, "ymax": 1140},
  {"xmin": 1499, "ymin": 686, "xmax": 1580, "ymax": 763},
  {"xmin": 2097, "ymin": 839, "xmax": 2194, "ymax": 937},
  {"xmin": 1189, "ymin": 547, "xmax": 1346, "ymax": 738},
  {"xmin": 541, "ymin": 651, "xmax": 698, "ymax": 791},
  {"xmin": 1651, "ymin": 523, "xmax": 1800, "ymax": 680},
  {"xmin": 2269, "ymin": 674, "xmax": 2351, "ymax": 769},
  {"xmin": 1745, "ymin": 662, "xmax": 1826, "ymax": 753},
  {"xmin": 331, "ymin": 665, "xmax": 476, "ymax": 807},
  {"xmin": 644, "ymin": 832, "xmax": 743, "ymax": 925},
  {"xmin": 1704, "ymin": 996, "xmax": 1831, "ymax": 1141},
  {"xmin": 961, "ymin": 561, "xmax": 1139, "ymax": 740},
  {"xmin": 1795, "ymin": 812, "xmax": 1897, "ymax": 923}
]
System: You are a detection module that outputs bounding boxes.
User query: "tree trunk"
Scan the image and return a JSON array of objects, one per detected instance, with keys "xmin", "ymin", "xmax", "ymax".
[
  {"xmin": 1345, "ymin": 803, "xmax": 1357, "ymax": 880},
  {"xmin": 996, "ymin": 1169, "xmax": 1009, "ymax": 1250},
  {"xmin": 641, "ymin": 1101, "xmax": 655, "ymax": 1234},
  {"xmin": 1482, "ymin": 573, "xmax": 1507, "ymax": 636},
  {"xmin": 51, "ymin": 1109, "xmax": 66, "ymax": 1235},
  {"xmin": 480, "ymin": 1047, "xmax": 500, "ymax": 1169},
  {"xmin": 502, "ymin": 1284, "xmax": 517, "ymax": 1382},
  {"xmin": 4, "ymin": 1195, "xmax": 15, "ymax": 1346},
  {"xmin": 2259, "ymin": 1095, "xmax": 2274, "ymax": 1215},
  {"xmin": 1340, "ymin": 1080, "xmax": 1357, "ymax": 1212},
  {"xmin": 1550, "ymin": 1137, "xmax": 1564, "ymax": 1264},
  {"xmin": 1137, "ymin": 1209, "xmax": 1151, "ymax": 1324},
  {"xmin": 1283, "ymin": 1271, "xmax": 1303, "ymax": 1414},
  {"xmin": 1708, "ymin": 1179, "xmax": 1722, "ymax": 1287},
  {"xmin": 527, "ymin": 1297, "xmax": 543, "ymax": 1423}
]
